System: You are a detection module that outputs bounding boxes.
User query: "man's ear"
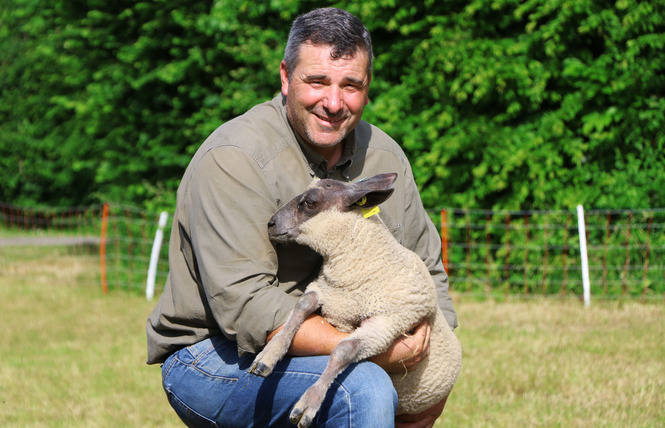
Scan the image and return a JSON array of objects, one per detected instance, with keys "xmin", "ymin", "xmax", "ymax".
[{"xmin": 280, "ymin": 60, "xmax": 290, "ymax": 97}]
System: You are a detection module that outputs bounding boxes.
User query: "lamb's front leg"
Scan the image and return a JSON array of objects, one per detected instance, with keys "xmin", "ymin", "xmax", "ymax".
[
  {"xmin": 249, "ymin": 290, "xmax": 320, "ymax": 377},
  {"xmin": 290, "ymin": 316, "xmax": 399, "ymax": 428}
]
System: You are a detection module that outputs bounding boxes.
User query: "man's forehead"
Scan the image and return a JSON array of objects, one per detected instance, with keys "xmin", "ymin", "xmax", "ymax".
[{"xmin": 296, "ymin": 43, "xmax": 370, "ymax": 79}]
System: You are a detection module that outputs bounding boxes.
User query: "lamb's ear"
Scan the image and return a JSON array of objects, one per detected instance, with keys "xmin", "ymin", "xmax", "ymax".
[{"xmin": 345, "ymin": 173, "xmax": 398, "ymax": 208}]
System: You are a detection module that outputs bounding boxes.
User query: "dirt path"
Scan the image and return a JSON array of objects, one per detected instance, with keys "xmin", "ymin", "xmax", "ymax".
[{"xmin": 0, "ymin": 236, "xmax": 101, "ymax": 246}]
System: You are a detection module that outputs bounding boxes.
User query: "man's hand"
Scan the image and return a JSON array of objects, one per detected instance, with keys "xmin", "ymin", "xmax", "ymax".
[
  {"xmin": 369, "ymin": 319, "xmax": 431, "ymax": 373},
  {"xmin": 395, "ymin": 395, "xmax": 448, "ymax": 428}
]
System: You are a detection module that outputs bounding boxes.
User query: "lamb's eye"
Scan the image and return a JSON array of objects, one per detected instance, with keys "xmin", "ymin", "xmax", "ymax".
[{"xmin": 304, "ymin": 199, "xmax": 316, "ymax": 209}]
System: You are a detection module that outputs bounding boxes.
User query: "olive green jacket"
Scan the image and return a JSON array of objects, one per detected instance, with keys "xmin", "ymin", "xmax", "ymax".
[{"xmin": 146, "ymin": 94, "xmax": 457, "ymax": 364}]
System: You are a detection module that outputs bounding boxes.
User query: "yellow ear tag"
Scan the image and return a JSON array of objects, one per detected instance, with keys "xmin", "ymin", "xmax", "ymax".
[
  {"xmin": 357, "ymin": 195, "xmax": 379, "ymax": 218},
  {"xmin": 361, "ymin": 205, "xmax": 380, "ymax": 219}
]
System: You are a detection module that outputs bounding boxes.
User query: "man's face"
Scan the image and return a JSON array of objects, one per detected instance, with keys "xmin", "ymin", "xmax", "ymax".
[{"xmin": 281, "ymin": 42, "xmax": 370, "ymax": 153}]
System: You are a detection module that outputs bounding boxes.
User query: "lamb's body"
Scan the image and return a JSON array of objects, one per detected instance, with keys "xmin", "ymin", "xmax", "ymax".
[
  {"xmin": 249, "ymin": 173, "xmax": 461, "ymax": 426},
  {"xmin": 300, "ymin": 210, "xmax": 461, "ymax": 414}
]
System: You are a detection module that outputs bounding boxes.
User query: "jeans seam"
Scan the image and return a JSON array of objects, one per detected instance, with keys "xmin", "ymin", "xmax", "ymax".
[
  {"xmin": 162, "ymin": 352, "xmax": 179, "ymax": 381},
  {"xmin": 270, "ymin": 369, "xmax": 354, "ymax": 427},
  {"xmin": 166, "ymin": 385, "xmax": 220, "ymax": 428},
  {"xmin": 190, "ymin": 342, "xmax": 216, "ymax": 365},
  {"xmin": 333, "ymin": 378, "xmax": 352, "ymax": 428},
  {"xmin": 182, "ymin": 345, "xmax": 240, "ymax": 382},
  {"xmin": 189, "ymin": 364, "xmax": 239, "ymax": 381}
]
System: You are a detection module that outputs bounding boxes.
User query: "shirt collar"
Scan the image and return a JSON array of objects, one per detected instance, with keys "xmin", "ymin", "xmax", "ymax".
[{"xmin": 293, "ymin": 131, "xmax": 356, "ymax": 179}]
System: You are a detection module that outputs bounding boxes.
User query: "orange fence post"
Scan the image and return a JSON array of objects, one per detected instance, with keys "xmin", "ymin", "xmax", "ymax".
[
  {"xmin": 100, "ymin": 203, "xmax": 110, "ymax": 294},
  {"xmin": 441, "ymin": 209, "xmax": 449, "ymax": 276}
]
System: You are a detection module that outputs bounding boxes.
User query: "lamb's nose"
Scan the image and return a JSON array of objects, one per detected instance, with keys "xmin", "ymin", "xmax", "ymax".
[{"xmin": 267, "ymin": 220, "xmax": 275, "ymax": 228}]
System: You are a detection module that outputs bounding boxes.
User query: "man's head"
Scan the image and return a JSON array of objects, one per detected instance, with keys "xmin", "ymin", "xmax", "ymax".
[
  {"xmin": 283, "ymin": 8, "xmax": 373, "ymax": 80},
  {"xmin": 281, "ymin": 8, "xmax": 374, "ymax": 156}
]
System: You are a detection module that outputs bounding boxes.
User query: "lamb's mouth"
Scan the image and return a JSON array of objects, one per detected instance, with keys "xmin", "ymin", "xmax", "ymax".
[{"xmin": 268, "ymin": 231, "xmax": 293, "ymax": 243}]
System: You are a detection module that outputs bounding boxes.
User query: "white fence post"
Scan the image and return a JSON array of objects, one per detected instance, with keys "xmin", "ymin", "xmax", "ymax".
[
  {"xmin": 577, "ymin": 205, "xmax": 591, "ymax": 307},
  {"xmin": 146, "ymin": 211, "xmax": 169, "ymax": 300}
]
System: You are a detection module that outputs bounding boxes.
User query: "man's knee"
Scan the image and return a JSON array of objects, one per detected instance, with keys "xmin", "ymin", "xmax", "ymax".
[
  {"xmin": 345, "ymin": 361, "xmax": 397, "ymax": 405},
  {"xmin": 322, "ymin": 360, "xmax": 397, "ymax": 425}
]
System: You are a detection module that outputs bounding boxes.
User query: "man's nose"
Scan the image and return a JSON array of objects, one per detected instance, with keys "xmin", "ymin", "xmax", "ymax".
[{"xmin": 323, "ymin": 85, "xmax": 342, "ymax": 114}]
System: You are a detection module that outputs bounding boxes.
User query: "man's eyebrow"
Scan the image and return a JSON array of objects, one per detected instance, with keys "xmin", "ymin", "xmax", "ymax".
[
  {"xmin": 304, "ymin": 74, "xmax": 367, "ymax": 86},
  {"xmin": 304, "ymin": 74, "xmax": 329, "ymax": 82},
  {"xmin": 345, "ymin": 76, "xmax": 367, "ymax": 87}
]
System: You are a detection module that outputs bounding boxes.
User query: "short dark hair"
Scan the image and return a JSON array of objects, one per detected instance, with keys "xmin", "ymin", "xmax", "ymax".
[{"xmin": 283, "ymin": 8, "xmax": 373, "ymax": 80}]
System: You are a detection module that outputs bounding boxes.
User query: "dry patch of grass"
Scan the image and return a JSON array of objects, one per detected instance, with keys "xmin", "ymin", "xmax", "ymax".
[
  {"xmin": 1, "ymin": 247, "xmax": 663, "ymax": 427},
  {"xmin": 0, "ymin": 247, "xmax": 180, "ymax": 427},
  {"xmin": 440, "ymin": 298, "xmax": 665, "ymax": 427}
]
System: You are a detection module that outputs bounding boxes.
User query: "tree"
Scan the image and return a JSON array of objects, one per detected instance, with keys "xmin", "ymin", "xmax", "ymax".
[
  {"xmin": 358, "ymin": 0, "xmax": 665, "ymax": 210},
  {"xmin": 2, "ymin": 0, "xmax": 664, "ymax": 210}
]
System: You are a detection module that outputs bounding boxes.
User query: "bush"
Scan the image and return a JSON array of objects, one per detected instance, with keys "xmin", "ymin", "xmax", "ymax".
[{"xmin": 1, "ymin": 0, "xmax": 664, "ymax": 210}]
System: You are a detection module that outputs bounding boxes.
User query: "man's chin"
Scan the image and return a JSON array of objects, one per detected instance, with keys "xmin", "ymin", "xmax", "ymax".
[{"xmin": 305, "ymin": 130, "xmax": 346, "ymax": 148}]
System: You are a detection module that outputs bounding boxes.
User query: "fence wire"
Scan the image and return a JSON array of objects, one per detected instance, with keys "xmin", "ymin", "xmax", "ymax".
[
  {"xmin": 0, "ymin": 203, "xmax": 171, "ymax": 295},
  {"xmin": 3, "ymin": 203, "xmax": 664, "ymax": 300},
  {"xmin": 438, "ymin": 208, "xmax": 665, "ymax": 300},
  {"xmin": 102, "ymin": 205, "xmax": 171, "ymax": 294}
]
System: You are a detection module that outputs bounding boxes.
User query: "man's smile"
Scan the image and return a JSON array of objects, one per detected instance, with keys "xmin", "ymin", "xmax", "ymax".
[{"xmin": 312, "ymin": 111, "xmax": 346, "ymax": 127}]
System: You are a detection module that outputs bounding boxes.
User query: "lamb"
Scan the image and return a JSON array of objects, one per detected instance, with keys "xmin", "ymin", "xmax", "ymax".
[{"xmin": 249, "ymin": 172, "xmax": 462, "ymax": 428}]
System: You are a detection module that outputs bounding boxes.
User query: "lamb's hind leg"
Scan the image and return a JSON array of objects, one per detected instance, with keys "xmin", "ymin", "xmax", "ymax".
[
  {"xmin": 249, "ymin": 290, "xmax": 320, "ymax": 377},
  {"xmin": 289, "ymin": 337, "xmax": 362, "ymax": 428},
  {"xmin": 290, "ymin": 316, "xmax": 398, "ymax": 428}
]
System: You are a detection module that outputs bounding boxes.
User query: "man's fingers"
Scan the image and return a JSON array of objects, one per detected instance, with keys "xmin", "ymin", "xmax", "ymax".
[
  {"xmin": 408, "ymin": 320, "xmax": 432, "ymax": 365},
  {"xmin": 412, "ymin": 320, "xmax": 431, "ymax": 354}
]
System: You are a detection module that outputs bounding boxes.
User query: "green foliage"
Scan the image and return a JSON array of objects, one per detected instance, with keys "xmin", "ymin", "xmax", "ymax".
[
  {"xmin": 0, "ymin": 0, "xmax": 300, "ymax": 206},
  {"xmin": 359, "ymin": 0, "xmax": 665, "ymax": 210},
  {"xmin": 1, "ymin": 0, "xmax": 664, "ymax": 210}
]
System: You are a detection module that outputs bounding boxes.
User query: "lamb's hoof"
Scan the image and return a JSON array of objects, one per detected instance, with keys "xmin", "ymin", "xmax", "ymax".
[
  {"xmin": 289, "ymin": 390, "xmax": 322, "ymax": 428},
  {"xmin": 248, "ymin": 360, "xmax": 273, "ymax": 377},
  {"xmin": 289, "ymin": 404, "xmax": 315, "ymax": 428}
]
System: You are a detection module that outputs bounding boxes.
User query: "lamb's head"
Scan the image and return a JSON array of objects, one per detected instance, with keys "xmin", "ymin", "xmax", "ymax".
[{"xmin": 268, "ymin": 173, "xmax": 398, "ymax": 244}]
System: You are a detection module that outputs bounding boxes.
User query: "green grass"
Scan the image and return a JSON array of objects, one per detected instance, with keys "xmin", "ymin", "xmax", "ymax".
[
  {"xmin": 0, "ymin": 246, "xmax": 177, "ymax": 427},
  {"xmin": 1, "ymin": 247, "xmax": 663, "ymax": 427}
]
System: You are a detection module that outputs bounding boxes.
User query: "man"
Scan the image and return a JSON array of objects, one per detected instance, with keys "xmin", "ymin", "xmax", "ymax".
[{"xmin": 147, "ymin": 7, "xmax": 457, "ymax": 428}]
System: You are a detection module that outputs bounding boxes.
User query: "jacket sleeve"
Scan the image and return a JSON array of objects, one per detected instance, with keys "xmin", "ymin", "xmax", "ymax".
[
  {"xmin": 185, "ymin": 146, "xmax": 298, "ymax": 355},
  {"xmin": 400, "ymin": 159, "xmax": 458, "ymax": 330}
]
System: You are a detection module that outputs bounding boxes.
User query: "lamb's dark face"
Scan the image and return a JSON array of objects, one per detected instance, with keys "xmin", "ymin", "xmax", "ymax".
[
  {"xmin": 268, "ymin": 180, "xmax": 348, "ymax": 243},
  {"xmin": 267, "ymin": 173, "xmax": 397, "ymax": 244}
]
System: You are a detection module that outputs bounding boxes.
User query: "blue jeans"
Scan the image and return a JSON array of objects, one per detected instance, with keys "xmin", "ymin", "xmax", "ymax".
[{"xmin": 161, "ymin": 335, "xmax": 398, "ymax": 427}]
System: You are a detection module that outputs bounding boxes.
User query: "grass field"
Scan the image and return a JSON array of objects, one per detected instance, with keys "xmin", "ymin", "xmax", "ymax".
[{"xmin": 1, "ymin": 246, "xmax": 664, "ymax": 427}]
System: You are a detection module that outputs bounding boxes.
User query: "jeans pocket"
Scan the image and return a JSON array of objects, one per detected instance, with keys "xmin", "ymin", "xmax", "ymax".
[
  {"xmin": 166, "ymin": 387, "xmax": 220, "ymax": 428},
  {"xmin": 162, "ymin": 341, "xmax": 240, "ymax": 427}
]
